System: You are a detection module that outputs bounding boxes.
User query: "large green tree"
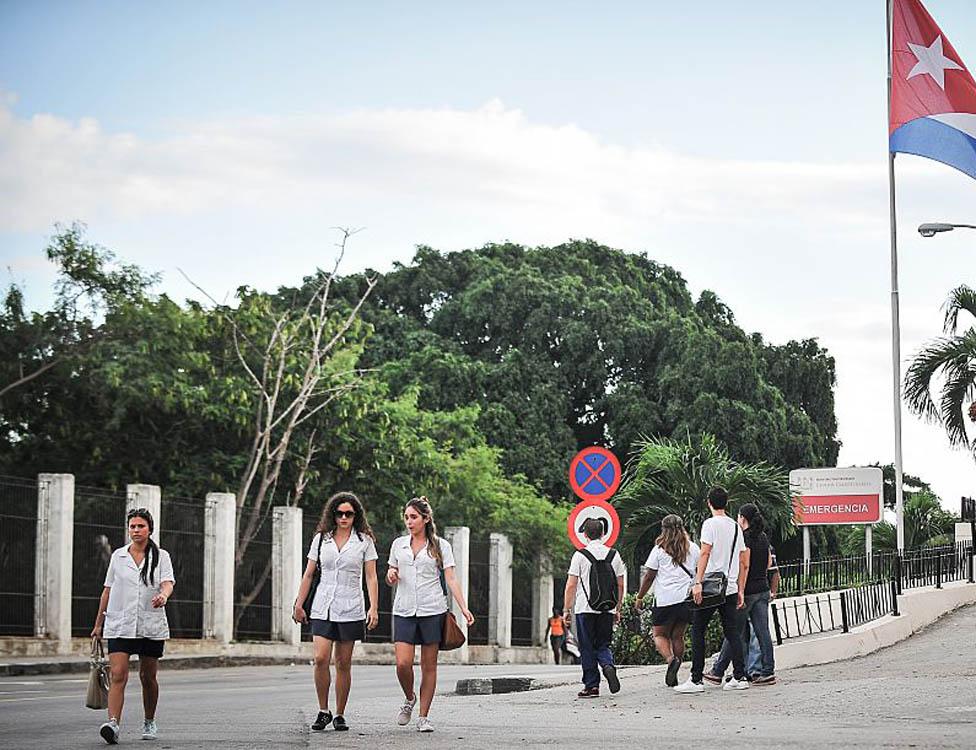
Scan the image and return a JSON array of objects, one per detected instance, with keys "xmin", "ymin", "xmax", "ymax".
[{"xmin": 334, "ymin": 240, "xmax": 840, "ymax": 500}]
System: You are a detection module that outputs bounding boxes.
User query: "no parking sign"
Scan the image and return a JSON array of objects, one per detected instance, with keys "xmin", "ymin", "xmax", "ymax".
[{"xmin": 568, "ymin": 446, "xmax": 621, "ymax": 502}]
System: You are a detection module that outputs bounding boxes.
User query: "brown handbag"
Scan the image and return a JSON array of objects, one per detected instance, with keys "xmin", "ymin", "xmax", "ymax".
[{"xmin": 440, "ymin": 610, "xmax": 466, "ymax": 651}]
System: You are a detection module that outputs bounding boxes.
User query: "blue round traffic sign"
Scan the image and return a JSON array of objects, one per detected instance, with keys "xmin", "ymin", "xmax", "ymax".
[{"xmin": 568, "ymin": 446, "xmax": 621, "ymax": 502}]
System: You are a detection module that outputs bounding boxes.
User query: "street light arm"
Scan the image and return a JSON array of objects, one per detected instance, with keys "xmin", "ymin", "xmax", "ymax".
[{"xmin": 918, "ymin": 222, "xmax": 976, "ymax": 237}]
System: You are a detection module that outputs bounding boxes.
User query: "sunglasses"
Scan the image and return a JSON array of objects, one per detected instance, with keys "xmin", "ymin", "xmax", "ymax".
[{"xmin": 334, "ymin": 510, "xmax": 356, "ymax": 519}]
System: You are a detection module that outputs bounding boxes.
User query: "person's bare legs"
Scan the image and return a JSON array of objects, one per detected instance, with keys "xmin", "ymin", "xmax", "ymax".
[
  {"xmin": 138, "ymin": 657, "xmax": 159, "ymax": 720},
  {"xmin": 312, "ymin": 636, "xmax": 334, "ymax": 710},
  {"xmin": 670, "ymin": 622, "xmax": 688, "ymax": 661},
  {"xmin": 333, "ymin": 641, "xmax": 354, "ymax": 716},
  {"xmin": 395, "ymin": 642, "xmax": 416, "ymax": 701},
  {"xmin": 107, "ymin": 652, "xmax": 129, "ymax": 722},
  {"xmin": 418, "ymin": 643, "xmax": 439, "ymax": 717},
  {"xmin": 652, "ymin": 625, "xmax": 674, "ymax": 661}
]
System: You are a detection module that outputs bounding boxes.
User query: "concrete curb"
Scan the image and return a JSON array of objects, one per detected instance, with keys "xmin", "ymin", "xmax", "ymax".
[
  {"xmin": 0, "ymin": 654, "xmax": 311, "ymax": 677},
  {"xmin": 456, "ymin": 676, "xmax": 576, "ymax": 695}
]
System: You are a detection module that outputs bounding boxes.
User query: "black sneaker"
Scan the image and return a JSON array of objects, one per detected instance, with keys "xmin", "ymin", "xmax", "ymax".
[
  {"xmin": 332, "ymin": 715, "xmax": 349, "ymax": 732},
  {"xmin": 311, "ymin": 710, "xmax": 333, "ymax": 731},
  {"xmin": 665, "ymin": 657, "xmax": 681, "ymax": 687},
  {"xmin": 601, "ymin": 663, "xmax": 621, "ymax": 694}
]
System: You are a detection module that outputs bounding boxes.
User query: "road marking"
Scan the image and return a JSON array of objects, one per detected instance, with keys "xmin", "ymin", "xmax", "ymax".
[{"xmin": 0, "ymin": 681, "xmax": 44, "ymax": 686}]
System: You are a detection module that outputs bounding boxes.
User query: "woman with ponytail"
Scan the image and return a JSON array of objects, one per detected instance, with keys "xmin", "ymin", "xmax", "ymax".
[
  {"xmin": 91, "ymin": 508, "xmax": 176, "ymax": 744},
  {"xmin": 386, "ymin": 497, "xmax": 474, "ymax": 733},
  {"xmin": 703, "ymin": 502, "xmax": 777, "ymax": 686}
]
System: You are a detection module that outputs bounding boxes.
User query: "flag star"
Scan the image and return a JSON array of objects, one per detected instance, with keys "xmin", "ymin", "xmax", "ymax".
[{"xmin": 907, "ymin": 35, "xmax": 963, "ymax": 90}]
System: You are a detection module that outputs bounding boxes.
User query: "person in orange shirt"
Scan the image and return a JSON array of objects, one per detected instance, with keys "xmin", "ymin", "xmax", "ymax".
[{"xmin": 544, "ymin": 607, "xmax": 566, "ymax": 664}]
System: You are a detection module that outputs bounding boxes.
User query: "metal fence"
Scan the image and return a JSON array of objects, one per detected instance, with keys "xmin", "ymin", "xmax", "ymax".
[
  {"xmin": 0, "ymin": 475, "xmax": 39, "ymax": 635},
  {"xmin": 511, "ymin": 564, "xmax": 534, "ymax": 646},
  {"xmin": 71, "ymin": 485, "xmax": 127, "ymax": 636},
  {"xmin": 467, "ymin": 537, "xmax": 490, "ymax": 645},
  {"xmin": 770, "ymin": 578, "xmax": 897, "ymax": 643},
  {"xmin": 233, "ymin": 508, "xmax": 273, "ymax": 641},
  {"xmin": 777, "ymin": 541, "xmax": 974, "ymax": 598},
  {"xmin": 160, "ymin": 496, "xmax": 206, "ymax": 638}
]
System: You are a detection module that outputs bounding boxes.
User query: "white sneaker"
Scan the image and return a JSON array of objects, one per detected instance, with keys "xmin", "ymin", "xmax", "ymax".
[
  {"xmin": 723, "ymin": 677, "xmax": 750, "ymax": 691},
  {"xmin": 142, "ymin": 719, "xmax": 158, "ymax": 740},
  {"xmin": 396, "ymin": 694, "xmax": 417, "ymax": 726},
  {"xmin": 416, "ymin": 716, "xmax": 434, "ymax": 733},
  {"xmin": 674, "ymin": 679, "xmax": 705, "ymax": 694},
  {"xmin": 99, "ymin": 719, "xmax": 120, "ymax": 745}
]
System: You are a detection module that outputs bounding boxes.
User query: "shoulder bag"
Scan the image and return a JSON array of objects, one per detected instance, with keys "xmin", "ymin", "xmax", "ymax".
[
  {"xmin": 686, "ymin": 524, "xmax": 739, "ymax": 611},
  {"xmin": 438, "ymin": 565, "xmax": 467, "ymax": 651},
  {"xmin": 298, "ymin": 533, "xmax": 325, "ymax": 622}
]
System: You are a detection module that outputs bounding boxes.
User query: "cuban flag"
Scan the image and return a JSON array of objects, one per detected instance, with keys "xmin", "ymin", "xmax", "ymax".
[{"xmin": 889, "ymin": 0, "xmax": 976, "ymax": 180}]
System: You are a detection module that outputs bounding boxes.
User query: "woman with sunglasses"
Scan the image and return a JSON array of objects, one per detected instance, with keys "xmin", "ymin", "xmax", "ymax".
[
  {"xmin": 91, "ymin": 508, "xmax": 175, "ymax": 744},
  {"xmin": 293, "ymin": 492, "xmax": 379, "ymax": 733},
  {"xmin": 386, "ymin": 496, "xmax": 474, "ymax": 733}
]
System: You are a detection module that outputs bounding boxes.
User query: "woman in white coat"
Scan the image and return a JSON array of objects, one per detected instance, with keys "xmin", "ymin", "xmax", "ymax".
[
  {"xmin": 293, "ymin": 491, "xmax": 379, "ymax": 733},
  {"xmin": 91, "ymin": 508, "xmax": 175, "ymax": 744}
]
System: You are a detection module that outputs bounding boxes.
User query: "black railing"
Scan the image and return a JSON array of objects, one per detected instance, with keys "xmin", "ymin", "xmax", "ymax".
[
  {"xmin": 233, "ymin": 508, "xmax": 273, "ymax": 641},
  {"xmin": 770, "ymin": 578, "xmax": 896, "ymax": 644},
  {"xmin": 160, "ymin": 496, "xmax": 206, "ymax": 638},
  {"xmin": 0, "ymin": 476, "xmax": 39, "ymax": 635},
  {"xmin": 71, "ymin": 485, "xmax": 127, "ymax": 637}
]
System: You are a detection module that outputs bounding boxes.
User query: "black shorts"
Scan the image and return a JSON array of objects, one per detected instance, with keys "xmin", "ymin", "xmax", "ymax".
[
  {"xmin": 310, "ymin": 618, "xmax": 366, "ymax": 642},
  {"xmin": 550, "ymin": 634, "xmax": 565, "ymax": 650},
  {"xmin": 106, "ymin": 638, "xmax": 165, "ymax": 658},
  {"xmin": 652, "ymin": 602, "xmax": 692, "ymax": 627},
  {"xmin": 393, "ymin": 614, "xmax": 444, "ymax": 645}
]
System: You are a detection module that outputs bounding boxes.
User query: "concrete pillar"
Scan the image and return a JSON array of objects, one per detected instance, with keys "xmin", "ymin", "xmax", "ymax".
[
  {"xmin": 35, "ymin": 474, "xmax": 74, "ymax": 651},
  {"xmin": 531, "ymin": 553, "xmax": 554, "ymax": 646},
  {"xmin": 489, "ymin": 532, "xmax": 513, "ymax": 648},
  {"xmin": 126, "ymin": 484, "xmax": 161, "ymax": 545},
  {"xmin": 444, "ymin": 526, "xmax": 470, "ymax": 662},
  {"xmin": 271, "ymin": 506, "xmax": 302, "ymax": 645},
  {"xmin": 203, "ymin": 493, "xmax": 236, "ymax": 643}
]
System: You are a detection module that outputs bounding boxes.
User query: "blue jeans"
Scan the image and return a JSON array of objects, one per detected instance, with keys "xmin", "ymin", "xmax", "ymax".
[
  {"xmin": 576, "ymin": 613, "xmax": 615, "ymax": 689},
  {"xmin": 712, "ymin": 590, "xmax": 775, "ymax": 677}
]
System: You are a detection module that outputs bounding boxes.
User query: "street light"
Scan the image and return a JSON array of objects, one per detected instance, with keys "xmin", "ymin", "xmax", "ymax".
[{"xmin": 918, "ymin": 222, "xmax": 976, "ymax": 237}]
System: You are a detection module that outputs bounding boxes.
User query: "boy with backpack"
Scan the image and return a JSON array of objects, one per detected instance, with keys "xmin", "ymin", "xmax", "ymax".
[{"xmin": 562, "ymin": 518, "xmax": 626, "ymax": 698}]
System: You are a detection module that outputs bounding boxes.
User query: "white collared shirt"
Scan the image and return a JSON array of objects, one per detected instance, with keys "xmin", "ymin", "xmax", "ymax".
[
  {"xmin": 102, "ymin": 545, "xmax": 176, "ymax": 640},
  {"xmin": 307, "ymin": 531, "xmax": 378, "ymax": 622},
  {"xmin": 388, "ymin": 536, "xmax": 455, "ymax": 617},
  {"xmin": 567, "ymin": 541, "xmax": 625, "ymax": 615}
]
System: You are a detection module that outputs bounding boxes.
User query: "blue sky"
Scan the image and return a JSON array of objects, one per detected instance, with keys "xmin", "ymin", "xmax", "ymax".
[{"xmin": 2, "ymin": 1, "xmax": 975, "ymax": 517}]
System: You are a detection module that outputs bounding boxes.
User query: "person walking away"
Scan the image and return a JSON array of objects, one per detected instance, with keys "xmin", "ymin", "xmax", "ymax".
[
  {"xmin": 562, "ymin": 517, "xmax": 626, "ymax": 698},
  {"xmin": 293, "ymin": 492, "xmax": 380, "ymax": 732},
  {"xmin": 635, "ymin": 514, "xmax": 700, "ymax": 687},
  {"xmin": 674, "ymin": 486, "xmax": 749, "ymax": 694},
  {"xmin": 545, "ymin": 607, "xmax": 566, "ymax": 664},
  {"xmin": 387, "ymin": 497, "xmax": 475, "ymax": 732},
  {"xmin": 91, "ymin": 508, "xmax": 176, "ymax": 744},
  {"xmin": 703, "ymin": 504, "xmax": 777, "ymax": 685}
]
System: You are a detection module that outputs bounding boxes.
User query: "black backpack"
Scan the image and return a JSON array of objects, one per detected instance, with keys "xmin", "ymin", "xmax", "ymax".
[{"xmin": 578, "ymin": 548, "xmax": 619, "ymax": 612}]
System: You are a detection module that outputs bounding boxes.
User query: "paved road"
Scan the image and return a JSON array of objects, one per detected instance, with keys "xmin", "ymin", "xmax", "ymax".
[{"xmin": 2, "ymin": 605, "xmax": 974, "ymax": 748}]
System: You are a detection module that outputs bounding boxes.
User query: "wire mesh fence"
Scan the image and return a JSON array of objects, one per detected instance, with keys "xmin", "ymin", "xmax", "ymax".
[
  {"xmin": 233, "ymin": 507, "xmax": 273, "ymax": 641},
  {"xmin": 467, "ymin": 537, "xmax": 490, "ymax": 645},
  {"xmin": 0, "ymin": 475, "xmax": 39, "ymax": 635},
  {"xmin": 71, "ymin": 485, "xmax": 128, "ymax": 636},
  {"xmin": 511, "ymin": 564, "xmax": 534, "ymax": 646},
  {"xmin": 160, "ymin": 495, "xmax": 206, "ymax": 638}
]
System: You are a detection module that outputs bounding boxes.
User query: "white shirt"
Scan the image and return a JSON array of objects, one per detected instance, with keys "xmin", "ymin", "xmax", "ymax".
[
  {"xmin": 388, "ymin": 536, "xmax": 455, "ymax": 617},
  {"xmin": 102, "ymin": 545, "xmax": 176, "ymax": 640},
  {"xmin": 644, "ymin": 542, "xmax": 701, "ymax": 606},
  {"xmin": 307, "ymin": 531, "xmax": 378, "ymax": 622},
  {"xmin": 567, "ymin": 541, "xmax": 626, "ymax": 615},
  {"xmin": 700, "ymin": 515, "xmax": 747, "ymax": 595}
]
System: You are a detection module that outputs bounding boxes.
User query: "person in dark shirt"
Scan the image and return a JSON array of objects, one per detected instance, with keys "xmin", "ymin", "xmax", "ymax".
[{"xmin": 704, "ymin": 503, "xmax": 777, "ymax": 685}]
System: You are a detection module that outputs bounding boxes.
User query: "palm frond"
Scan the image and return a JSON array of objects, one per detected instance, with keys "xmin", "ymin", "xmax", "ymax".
[{"xmin": 942, "ymin": 285, "xmax": 976, "ymax": 334}]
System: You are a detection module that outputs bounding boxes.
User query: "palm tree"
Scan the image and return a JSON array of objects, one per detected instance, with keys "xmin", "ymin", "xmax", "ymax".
[
  {"xmin": 904, "ymin": 285, "xmax": 976, "ymax": 452},
  {"xmin": 613, "ymin": 432, "xmax": 794, "ymax": 565}
]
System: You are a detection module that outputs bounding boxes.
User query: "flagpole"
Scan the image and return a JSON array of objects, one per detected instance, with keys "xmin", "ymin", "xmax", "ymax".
[{"xmin": 887, "ymin": 0, "xmax": 906, "ymax": 552}]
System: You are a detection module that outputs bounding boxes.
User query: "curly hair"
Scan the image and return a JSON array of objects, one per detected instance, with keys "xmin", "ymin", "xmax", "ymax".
[{"xmin": 315, "ymin": 491, "xmax": 375, "ymax": 541}]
